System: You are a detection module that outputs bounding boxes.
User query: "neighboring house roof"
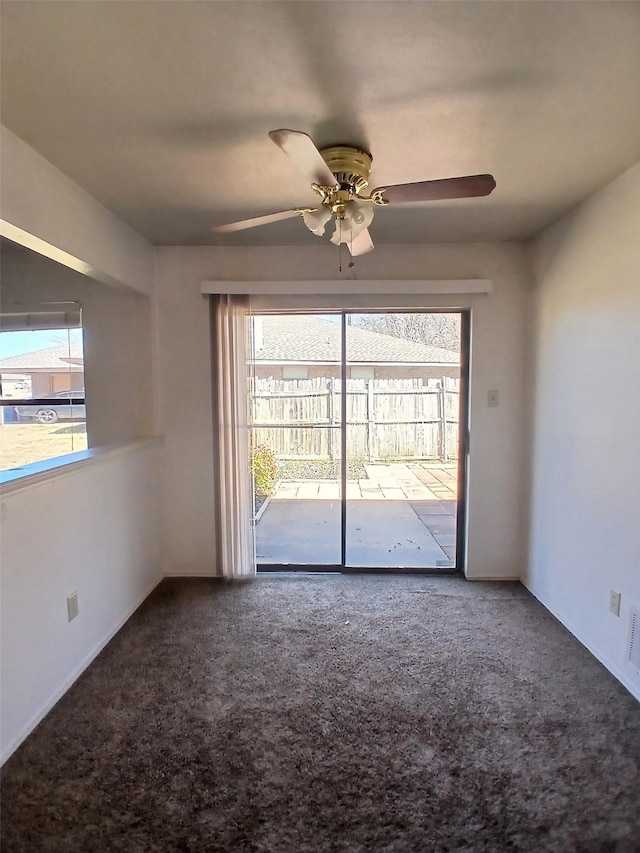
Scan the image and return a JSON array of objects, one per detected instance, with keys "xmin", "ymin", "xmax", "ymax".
[
  {"xmin": 0, "ymin": 342, "xmax": 84, "ymax": 373},
  {"xmin": 255, "ymin": 315, "xmax": 458, "ymax": 364}
]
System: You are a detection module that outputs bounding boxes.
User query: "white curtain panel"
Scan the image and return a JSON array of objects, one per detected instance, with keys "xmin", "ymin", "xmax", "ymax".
[{"xmin": 210, "ymin": 294, "xmax": 256, "ymax": 578}]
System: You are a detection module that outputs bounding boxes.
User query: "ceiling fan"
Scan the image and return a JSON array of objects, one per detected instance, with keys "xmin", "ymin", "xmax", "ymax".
[{"xmin": 214, "ymin": 129, "xmax": 496, "ymax": 256}]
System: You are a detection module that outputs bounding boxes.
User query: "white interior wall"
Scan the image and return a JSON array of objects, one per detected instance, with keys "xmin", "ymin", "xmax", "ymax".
[
  {"xmin": 1, "ymin": 251, "xmax": 154, "ymax": 445},
  {"xmin": 0, "ymin": 134, "xmax": 163, "ymax": 764},
  {"xmin": 0, "ymin": 441, "xmax": 163, "ymax": 762},
  {"xmin": 0, "ymin": 125, "xmax": 154, "ymax": 295},
  {"xmin": 154, "ymin": 242, "xmax": 529, "ymax": 579},
  {"xmin": 525, "ymin": 162, "xmax": 640, "ymax": 699}
]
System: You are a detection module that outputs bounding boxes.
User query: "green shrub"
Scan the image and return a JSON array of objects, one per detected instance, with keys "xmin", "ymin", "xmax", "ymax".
[{"xmin": 251, "ymin": 444, "xmax": 278, "ymax": 496}]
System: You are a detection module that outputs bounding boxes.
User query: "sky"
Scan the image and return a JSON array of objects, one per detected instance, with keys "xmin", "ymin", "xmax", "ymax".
[{"xmin": 0, "ymin": 329, "xmax": 83, "ymax": 359}]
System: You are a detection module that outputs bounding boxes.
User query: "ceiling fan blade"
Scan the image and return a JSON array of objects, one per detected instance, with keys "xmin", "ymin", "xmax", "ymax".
[
  {"xmin": 213, "ymin": 209, "xmax": 304, "ymax": 234},
  {"xmin": 269, "ymin": 129, "xmax": 338, "ymax": 187},
  {"xmin": 348, "ymin": 228, "xmax": 374, "ymax": 257},
  {"xmin": 376, "ymin": 174, "xmax": 496, "ymax": 204}
]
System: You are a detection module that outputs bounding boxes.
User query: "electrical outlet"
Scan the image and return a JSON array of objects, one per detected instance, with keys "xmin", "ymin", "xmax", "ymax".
[
  {"xmin": 609, "ymin": 590, "xmax": 621, "ymax": 617},
  {"xmin": 487, "ymin": 390, "xmax": 499, "ymax": 408},
  {"xmin": 67, "ymin": 592, "xmax": 79, "ymax": 622}
]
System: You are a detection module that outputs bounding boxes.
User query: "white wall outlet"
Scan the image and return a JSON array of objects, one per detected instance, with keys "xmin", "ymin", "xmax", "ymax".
[
  {"xmin": 609, "ymin": 589, "xmax": 621, "ymax": 617},
  {"xmin": 487, "ymin": 390, "xmax": 499, "ymax": 408},
  {"xmin": 67, "ymin": 592, "xmax": 79, "ymax": 622}
]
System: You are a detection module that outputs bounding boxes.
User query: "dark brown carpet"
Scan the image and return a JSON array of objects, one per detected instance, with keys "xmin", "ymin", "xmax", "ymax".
[{"xmin": 2, "ymin": 575, "xmax": 639, "ymax": 852}]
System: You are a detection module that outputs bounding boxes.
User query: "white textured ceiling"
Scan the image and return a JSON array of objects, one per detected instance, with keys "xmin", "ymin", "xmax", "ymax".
[{"xmin": 1, "ymin": 1, "xmax": 639, "ymax": 246}]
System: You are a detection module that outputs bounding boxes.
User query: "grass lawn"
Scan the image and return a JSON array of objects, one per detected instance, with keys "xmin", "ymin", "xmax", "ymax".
[{"xmin": 0, "ymin": 422, "xmax": 88, "ymax": 471}]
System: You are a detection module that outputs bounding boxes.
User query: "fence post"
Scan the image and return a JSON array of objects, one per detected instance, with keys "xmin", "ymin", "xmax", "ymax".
[
  {"xmin": 439, "ymin": 378, "xmax": 448, "ymax": 462},
  {"xmin": 366, "ymin": 379, "xmax": 375, "ymax": 461},
  {"xmin": 327, "ymin": 378, "xmax": 336, "ymax": 460}
]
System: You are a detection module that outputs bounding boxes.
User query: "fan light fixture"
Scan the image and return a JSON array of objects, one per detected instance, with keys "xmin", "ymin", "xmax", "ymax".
[
  {"xmin": 303, "ymin": 199, "xmax": 375, "ymax": 246},
  {"xmin": 329, "ymin": 200, "xmax": 375, "ymax": 246}
]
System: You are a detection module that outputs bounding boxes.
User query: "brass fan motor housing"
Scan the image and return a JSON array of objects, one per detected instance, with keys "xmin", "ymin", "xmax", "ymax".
[{"xmin": 319, "ymin": 145, "xmax": 373, "ymax": 195}]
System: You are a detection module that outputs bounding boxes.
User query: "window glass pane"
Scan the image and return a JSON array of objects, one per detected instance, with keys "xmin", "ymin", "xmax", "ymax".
[
  {"xmin": 250, "ymin": 313, "xmax": 342, "ymax": 567},
  {"xmin": 0, "ymin": 327, "xmax": 87, "ymax": 472},
  {"xmin": 345, "ymin": 312, "xmax": 461, "ymax": 569}
]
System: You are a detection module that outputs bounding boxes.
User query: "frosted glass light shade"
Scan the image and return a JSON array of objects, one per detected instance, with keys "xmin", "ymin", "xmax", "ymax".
[
  {"xmin": 345, "ymin": 200, "xmax": 374, "ymax": 229},
  {"xmin": 330, "ymin": 219, "xmax": 360, "ymax": 246},
  {"xmin": 302, "ymin": 207, "xmax": 332, "ymax": 235},
  {"xmin": 330, "ymin": 201, "xmax": 375, "ymax": 246}
]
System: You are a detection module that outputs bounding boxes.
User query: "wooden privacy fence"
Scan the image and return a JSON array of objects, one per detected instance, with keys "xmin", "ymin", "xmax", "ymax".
[{"xmin": 251, "ymin": 377, "xmax": 460, "ymax": 462}]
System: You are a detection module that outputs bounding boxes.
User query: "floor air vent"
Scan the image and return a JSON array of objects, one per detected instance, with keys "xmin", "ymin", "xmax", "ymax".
[{"xmin": 628, "ymin": 606, "xmax": 640, "ymax": 669}]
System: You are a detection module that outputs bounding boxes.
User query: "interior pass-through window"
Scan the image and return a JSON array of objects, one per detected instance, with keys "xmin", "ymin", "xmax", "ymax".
[{"xmin": 0, "ymin": 323, "xmax": 87, "ymax": 473}]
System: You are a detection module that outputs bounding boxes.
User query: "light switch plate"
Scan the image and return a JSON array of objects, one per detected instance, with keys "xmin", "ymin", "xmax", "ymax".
[
  {"xmin": 488, "ymin": 390, "xmax": 499, "ymax": 408},
  {"xmin": 609, "ymin": 590, "xmax": 621, "ymax": 617},
  {"xmin": 67, "ymin": 592, "xmax": 79, "ymax": 622}
]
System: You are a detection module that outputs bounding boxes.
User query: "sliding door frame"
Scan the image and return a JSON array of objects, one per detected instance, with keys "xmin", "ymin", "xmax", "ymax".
[
  {"xmin": 455, "ymin": 310, "xmax": 471, "ymax": 574},
  {"xmin": 256, "ymin": 308, "xmax": 470, "ymax": 576}
]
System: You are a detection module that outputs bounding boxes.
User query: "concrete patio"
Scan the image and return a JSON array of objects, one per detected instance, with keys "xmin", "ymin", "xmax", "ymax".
[{"xmin": 256, "ymin": 463, "xmax": 458, "ymax": 568}]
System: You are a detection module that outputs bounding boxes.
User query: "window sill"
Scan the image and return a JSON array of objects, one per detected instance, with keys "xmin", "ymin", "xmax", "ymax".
[{"xmin": 0, "ymin": 437, "xmax": 163, "ymax": 495}]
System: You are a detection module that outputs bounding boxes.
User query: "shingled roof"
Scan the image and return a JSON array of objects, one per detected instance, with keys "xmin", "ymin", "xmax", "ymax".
[
  {"xmin": 255, "ymin": 315, "xmax": 458, "ymax": 364},
  {"xmin": 0, "ymin": 341, "xmax": 84, "ymax": 372}
]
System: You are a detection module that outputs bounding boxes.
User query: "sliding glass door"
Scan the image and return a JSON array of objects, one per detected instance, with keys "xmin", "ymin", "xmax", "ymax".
[
  {"xmin": 344, "ymin": 314, "xmax": 462, "ymax": 569},
  {"xmin": 251, "ymin": 311, "xmax": 467, "ymax": 573},
  {"xmin": 250, "ymin": 313, "xmax": 342, "ymax": 566}
]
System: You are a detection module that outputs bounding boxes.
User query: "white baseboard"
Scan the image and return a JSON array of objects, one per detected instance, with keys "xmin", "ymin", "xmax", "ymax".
[
  {"xmin": 163, "ymin": 572, "xmax": 222, "ymax": 578},
  {"xmin": 465, "ymin": 575, "xmax": 521, "ymax": 582},
  {"xmin": 523, "ymin": 580, "xmax": 640, "ymax": 703},
  {"xmin": 1, "ymin": 574, "xmax": 163, "ymax": 766}
]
